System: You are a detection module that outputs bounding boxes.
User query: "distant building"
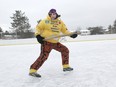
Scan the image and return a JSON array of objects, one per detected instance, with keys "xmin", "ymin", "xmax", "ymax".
[{"xmin": 80, "ymin": 30, "xmax": 90, "ymax": 35}]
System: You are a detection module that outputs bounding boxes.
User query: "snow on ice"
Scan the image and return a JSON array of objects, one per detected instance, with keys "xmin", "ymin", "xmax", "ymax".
[{"xmin": 0, "ymin": 34, "xmax": 116, "ymax": 87}]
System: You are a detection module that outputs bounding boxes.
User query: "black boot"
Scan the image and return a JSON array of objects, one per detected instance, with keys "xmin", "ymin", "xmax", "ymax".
[
  {"xmin": 63, "ymin": 67, "xmax": 73, "ymax": 72},
  {"xmin": 29, "ymin": 72, "xmax": 41, "ymax": 77}
]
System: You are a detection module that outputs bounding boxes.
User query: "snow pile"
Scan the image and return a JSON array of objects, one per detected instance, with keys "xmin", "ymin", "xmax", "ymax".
[{"xmin": 64, "ymin": 34, "xmax": 116, "ymax": 42}]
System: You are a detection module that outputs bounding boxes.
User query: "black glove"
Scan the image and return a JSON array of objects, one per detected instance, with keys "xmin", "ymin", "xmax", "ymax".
[
  {"xmin": 70, "ymin": 33, "xmax": 78, "ymax": 38},
  {"xmin": 36, "ymin": 35, "xmax": 44, "ymax": 44}
]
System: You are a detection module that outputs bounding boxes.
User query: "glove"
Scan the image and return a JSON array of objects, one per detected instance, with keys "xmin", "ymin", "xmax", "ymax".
[
  {"xmin": 70, "ymin": 33, "xmax": 78, "ymax": 38},
  {"xmin": 36, "ymin": 35, "xmax": 44, "ymax": 44}
]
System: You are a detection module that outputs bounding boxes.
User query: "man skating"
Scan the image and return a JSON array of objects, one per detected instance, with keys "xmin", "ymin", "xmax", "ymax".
[{"xmin": 29, "ymin": 9, "xmax": 77, "ymax": 77}]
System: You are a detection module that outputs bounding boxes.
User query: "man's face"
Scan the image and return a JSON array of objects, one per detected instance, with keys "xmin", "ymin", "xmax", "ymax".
[{"xmin": 50, "ymin": 13, "xmax": 57, "ymax": 20}]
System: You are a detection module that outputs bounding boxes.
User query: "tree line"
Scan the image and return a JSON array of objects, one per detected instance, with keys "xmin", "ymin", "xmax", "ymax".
[
  {"xmin": 0, "ymin": 10, "xmax": 116, "ymax": 39},
  {"xmin": 87, "ymin": 20, "xmax": 116, "ymax": 35}
]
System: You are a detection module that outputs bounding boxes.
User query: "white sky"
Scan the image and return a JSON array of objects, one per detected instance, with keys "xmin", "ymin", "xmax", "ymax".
[{"xmin": 0, "ymin": 0, "xmax": 116, "ymax": 31}]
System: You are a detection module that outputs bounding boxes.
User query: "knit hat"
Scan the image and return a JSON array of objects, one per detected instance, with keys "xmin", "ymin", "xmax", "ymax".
[
  {"xmin": 48, "ymin": 9, "xmax": 57, "ymax": 15},
  {"xmin": 48, "ymin": 9, "xmax": 61, "ymax": 19}
]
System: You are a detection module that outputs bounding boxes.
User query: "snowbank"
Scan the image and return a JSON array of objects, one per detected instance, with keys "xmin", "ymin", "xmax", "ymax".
[
  {"xmin": 64, "ymin": 34, "xmax": 116, "ymax": 42},
  {"xmin": 0, "ymin": 34, "xmax": 116, "ymax": 46}
]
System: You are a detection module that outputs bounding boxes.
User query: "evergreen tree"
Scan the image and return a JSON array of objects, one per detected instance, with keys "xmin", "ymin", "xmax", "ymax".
[
  {"xmin": 108, "ymin": 25, "xmax": 113, "ymax": 34},
  {"xmin": 0, "ymin": 27, "xmax": 3, "ymax": 32},
  {"xmin": 10, "ymin": 10, "xmax": 31, "ymax": 38},
  {"xmin": 4, "ymin": 30, "xmax": 10, "ymax": 35},
  {"xmin": 0, "ymin": 27, "xmax": 3, "ymax": 39},
  {"xmin": 112, "ymin": 20, "xmax": 116, "ymax": 33},
  {"xmin": 88, "ymin": 26, "xmax": 104, "ymax": 35}
]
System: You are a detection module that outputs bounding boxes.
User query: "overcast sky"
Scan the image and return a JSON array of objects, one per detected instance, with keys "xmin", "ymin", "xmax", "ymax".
[{"xmin": 0, "ymin": 0, "xmax": 116, "ymax": 31}]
